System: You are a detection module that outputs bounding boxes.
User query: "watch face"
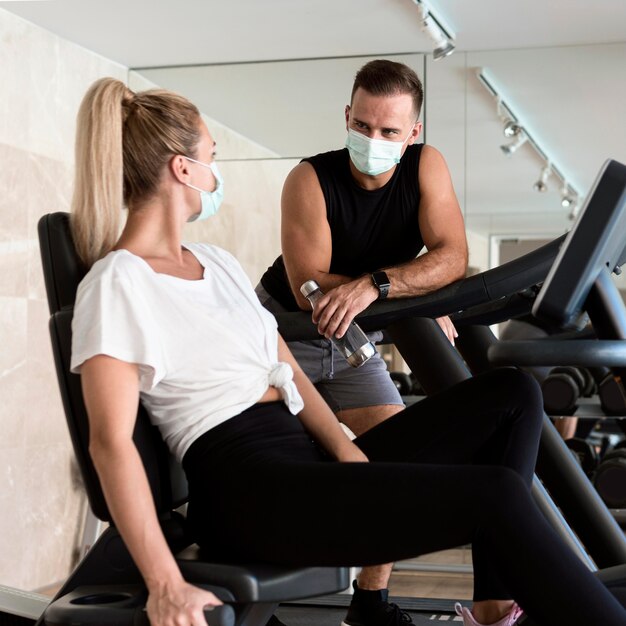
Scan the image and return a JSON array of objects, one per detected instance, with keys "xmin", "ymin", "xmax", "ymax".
[
  {"xmin": 373, "ymin": 271, "xmax": 390, "ymax": 289},
  {"xmin": 372, "ymin": 271, "xmax": 390, "ymax": 298}
]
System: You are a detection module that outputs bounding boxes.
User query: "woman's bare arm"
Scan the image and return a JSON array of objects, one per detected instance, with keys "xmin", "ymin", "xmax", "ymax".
[
  {"xmin": 277, "ymin": 336, "xmax": 368, "ymax": 463},
  {"xmin": 80, "ymin": 355, "xmax": 221, "ymax": 626}
]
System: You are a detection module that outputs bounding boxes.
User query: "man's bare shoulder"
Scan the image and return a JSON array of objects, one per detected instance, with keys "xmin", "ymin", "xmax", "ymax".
[
  {"xmin": 418, "ymin": 144, "xmax": 448, "ymax": 170},
  {"xmin": 285, "ymin": 160, "xmax": 319, "ymax": 186},
  {"xmin": 282, "ymin": 160, "xmax": 325, "ymax": 214}
]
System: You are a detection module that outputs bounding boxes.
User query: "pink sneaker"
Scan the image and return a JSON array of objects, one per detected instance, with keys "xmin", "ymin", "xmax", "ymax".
[{"xmin": 454, "ymin": 602, "xmax": 524, "ymax": 626}]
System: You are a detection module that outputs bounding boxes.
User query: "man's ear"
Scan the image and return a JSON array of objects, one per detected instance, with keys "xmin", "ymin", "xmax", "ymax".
[
  {"xmin": 345, "ymin": 104, "xmax": 351, "ymax": 131},
  {"xmin": 409, "ymin": 122, "xmax": 423, "ymax": 144},
  {"xmin": 169, "ymin": 154, "xmax": 190, "ymax": 184}
]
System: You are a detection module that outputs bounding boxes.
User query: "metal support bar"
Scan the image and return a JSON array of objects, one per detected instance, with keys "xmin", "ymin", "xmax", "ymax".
[
  {"xmin": 536, "ymin": 415, "xmax": 626, "ymax": 568},
  {"xmin": 531, "ymin": 477, "xmax": 596, "ymax": 571},
  {"xmin": 488, "ymin": 339, "xmax": 626, "ymax": 368},
  {"xmin": 393, "ymin": 562, "xmax": 472, "ymax": 574},
  {"xmin": 388, "ymin": 317, "xmax": 471, "ymax": 394}
]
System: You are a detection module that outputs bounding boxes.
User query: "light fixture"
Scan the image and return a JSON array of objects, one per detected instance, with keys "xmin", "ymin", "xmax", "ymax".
[
  {"xmin": 561, "ymin": 183, "xmax": 577, "ymax": 208},
  {"xmin": 568, "ymin": 202, "xmax": 581, "ymax": 222},
  {"xmin": 533, "ymin": 164, "xmax": 551, "ymax": 192},
  {"xmin": 411, "ymin": 0, "xmax": 456, "ymax": 60},
  {"xmin": 500, "ymin": 132, "xmax": 528, "ymax": 156},
  {"xmin": 503, "ymin": 120, "xmax": 521, "ymax": 138},
  {"xmin": 476, "ymin": 68, "xmax": 581, "ymax": 217}
]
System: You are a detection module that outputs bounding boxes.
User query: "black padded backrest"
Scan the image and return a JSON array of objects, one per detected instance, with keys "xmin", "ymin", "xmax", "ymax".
[
  {"xmin": 38, "ymin": 213, "xmax": 87, "ymax": 314},
  {"xmin": 38, "ymin": 212, "xmax": 188, "ymax": 521}
]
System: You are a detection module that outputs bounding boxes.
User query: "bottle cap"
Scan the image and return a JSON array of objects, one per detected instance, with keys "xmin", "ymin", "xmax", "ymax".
[{"xmin": 300, "ymin": 280, "xmax": 321, "ymax": 298}]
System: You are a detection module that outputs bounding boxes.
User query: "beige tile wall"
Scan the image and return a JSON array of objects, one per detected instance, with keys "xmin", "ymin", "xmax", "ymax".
[
  {"xmin": 0, "ymin": 9, "xmax": 293, "ymax": 590},
  {"xmin": 0, "ymin": 9, "xmax": 127, "ymax": 591}
]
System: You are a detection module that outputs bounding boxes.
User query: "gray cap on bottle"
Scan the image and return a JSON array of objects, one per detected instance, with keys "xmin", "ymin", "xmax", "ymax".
[{"xmin": 300, "ymin": 280, "xmax": 320, "ymax": 298}]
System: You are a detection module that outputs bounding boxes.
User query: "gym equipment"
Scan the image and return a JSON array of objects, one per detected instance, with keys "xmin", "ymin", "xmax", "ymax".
[
  {"xmin": 598, "ymin": 372, "xmax": 626, "ymax": 415},
  {"xmin": 389, "ymin": 371, "xmax": 413, "ymax": 395},
  {"xmin": 541, "ymin": 366, "xmax": 595, "ymax": 415},
  {"xmin": 482, "ymin": 159, "xmax": 626, "ymax": 604},
  {"xmin": 35, "ymin": 213, "xmax": 350, "ymax": 626},
  {"xmin": 594, "ymin": 440, "xmax": 626, "ymax": 509},
  {"xmin": 564, "ymin": 437, "xmax": 600, "ymax": 476},
  {"xmin": 43, "ymin": 586, "xmax": 235, "ymax": 626},
  {"xmin": 488, "ymin": 159, "xmax": 626, "ymax": 567}
]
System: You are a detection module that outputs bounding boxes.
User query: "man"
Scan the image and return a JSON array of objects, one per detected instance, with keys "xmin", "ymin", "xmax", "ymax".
[{"xmin": 258, "ymin": 59, "xmax": 467, "ymax": 626}]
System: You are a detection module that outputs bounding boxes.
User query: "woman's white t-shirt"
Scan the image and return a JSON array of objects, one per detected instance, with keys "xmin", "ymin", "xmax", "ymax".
[{"xmin": 70, "ymin": 243, "xmax": 304, "ymax": 462}]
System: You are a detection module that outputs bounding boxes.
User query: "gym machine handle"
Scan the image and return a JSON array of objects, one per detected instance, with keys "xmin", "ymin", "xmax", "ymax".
[
  {"xmin": 41, "ymin": 585, "xmax": 236, "ymax": 626},
  {"xmin": 488, "ymin": 339, "xmax": 626, "ymax": 368}
]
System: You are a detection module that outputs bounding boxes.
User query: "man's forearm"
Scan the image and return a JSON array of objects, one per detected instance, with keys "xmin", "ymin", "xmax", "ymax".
[{"xmin": 382, "ymin": 246, "xmax": 467, "ymax": 298}]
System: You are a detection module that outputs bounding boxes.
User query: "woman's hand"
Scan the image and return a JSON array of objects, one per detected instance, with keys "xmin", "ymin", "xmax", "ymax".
[
  {"xmin": 146, "ymin": 580, "xmax": 223, "ymax": 626},
  {"xmin": 336, "ymin": 441, "xmax": 369, "ymax": 464}
]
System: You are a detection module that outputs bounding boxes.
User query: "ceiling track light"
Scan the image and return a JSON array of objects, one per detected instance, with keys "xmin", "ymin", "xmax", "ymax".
[
  {"xmin": 500, "ymin": 132, "xmax": 528, "ymax": 156},
  {"xmin": 410, "ymin": 0, "xmax": 456, "ymax": 60},
  {"xmin": 476, "ymin": 68, "xmax": 581, "ymax": 218},
  {"xmin": 561, "ymin": 183, "xmax": 577, "ymax": 208},
  {"xmin": 503, "ymin": 120, "xmax": 522, "ymax": 138},
  {"xmin": 533, "ymin": 164, "xmax": 552, "ymax": 192}
]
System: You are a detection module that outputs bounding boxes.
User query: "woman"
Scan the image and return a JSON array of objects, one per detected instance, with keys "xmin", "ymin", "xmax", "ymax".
[{"xmin": 69, "ymin": 78, "xmax": 626, "ymax": 626}]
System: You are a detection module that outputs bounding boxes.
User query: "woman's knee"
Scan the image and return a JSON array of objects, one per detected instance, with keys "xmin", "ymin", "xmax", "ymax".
[{"xmin": 490, "ymin": 368, "xmax": 543, "ymax": 417}]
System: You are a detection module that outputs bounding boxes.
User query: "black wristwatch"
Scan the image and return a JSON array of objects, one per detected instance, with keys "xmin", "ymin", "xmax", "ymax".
[{"xmin": 370, "ymin": 271, "xmax": 391, "ymax": 300}]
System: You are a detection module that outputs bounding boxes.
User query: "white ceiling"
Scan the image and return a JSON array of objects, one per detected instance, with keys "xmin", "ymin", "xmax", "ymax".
[
  {"xmin": 3, "ymin": 0, "xmax": 626, "ymax": 240},
  {"xmin": 3, "ymin": 0, "xmax": 626, "ymax": 67}
]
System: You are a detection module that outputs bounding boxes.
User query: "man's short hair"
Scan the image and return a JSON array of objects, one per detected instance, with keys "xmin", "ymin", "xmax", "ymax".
[{"xmin": 351, "ymin": 59, "xmax": 423, "ymax": 119}]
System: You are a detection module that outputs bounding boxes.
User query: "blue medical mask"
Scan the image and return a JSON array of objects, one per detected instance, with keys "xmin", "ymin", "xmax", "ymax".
[
  {"xmin": 184, "ymin": 157, "xmax": 224, "ymax": 222},
  {"xmin": 345, "ymin": 127, "xmax": 414, "ymax": 176}
]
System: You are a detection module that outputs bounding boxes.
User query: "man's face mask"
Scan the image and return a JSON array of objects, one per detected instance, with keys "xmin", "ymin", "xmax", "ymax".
[
  {"xmin": 184, "ymin": 156, "xmax": 224, "ymax": 221},
  {"xmin": 345, "ymin": 126, "xmax": 414, "ymax": 176}
]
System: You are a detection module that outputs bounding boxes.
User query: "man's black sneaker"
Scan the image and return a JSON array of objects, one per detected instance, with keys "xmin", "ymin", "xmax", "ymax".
[{"xmin": 341, "ymin": 581, "xmax": 414, "ymax": 626}]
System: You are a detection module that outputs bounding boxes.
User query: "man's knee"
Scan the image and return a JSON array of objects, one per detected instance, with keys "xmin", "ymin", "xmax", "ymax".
[{"xmin": 337, "ymin": 404, "xmax": 403, "ymax": 437}]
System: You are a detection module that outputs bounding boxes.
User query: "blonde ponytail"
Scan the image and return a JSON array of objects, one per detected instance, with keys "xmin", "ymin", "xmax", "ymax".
[
  {"xmin": 71, "ymin": 78, "xmax": 130, "ymax": 268},
  {"xmin": 71, "ymin": 78, "xmax": 201, "ymax": 267}
]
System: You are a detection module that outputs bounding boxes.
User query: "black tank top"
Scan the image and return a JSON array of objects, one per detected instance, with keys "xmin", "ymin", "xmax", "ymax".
[{"xmin": 261, "ymin": 144, "xmax": 425, "ymax": 311}]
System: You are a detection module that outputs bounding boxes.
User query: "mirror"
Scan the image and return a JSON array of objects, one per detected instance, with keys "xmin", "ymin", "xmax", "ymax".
[
  {"xmin": 132, "ymin": 54, "xmax": 425, "ymax": 160},
  {"xmin": 133, "ymin": 43, "xmax": 626, "ymax": 241}
]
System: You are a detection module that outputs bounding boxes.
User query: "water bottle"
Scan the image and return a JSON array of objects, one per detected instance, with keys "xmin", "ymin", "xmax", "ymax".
[{"xmin": 300, "ymin": 280, "xmax": 377, "ymax": 368}]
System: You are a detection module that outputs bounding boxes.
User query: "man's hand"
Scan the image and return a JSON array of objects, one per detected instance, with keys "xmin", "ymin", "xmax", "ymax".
[
  {"xmin": 436, "ymin": 315, "xmax": 458, "ymax": 346},
  {"xmin": 311, "ymin": 276, "xmax": 378, "ymax": 339}
]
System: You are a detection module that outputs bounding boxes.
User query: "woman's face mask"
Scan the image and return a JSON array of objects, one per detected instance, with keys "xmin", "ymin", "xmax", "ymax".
[
  {"xmin": 345, "ymin": 127, "xmax": 414, "ymax": 176},
  {"xmin": 184, "ymin": 156, "xmax": 224, "ymax": 221}
]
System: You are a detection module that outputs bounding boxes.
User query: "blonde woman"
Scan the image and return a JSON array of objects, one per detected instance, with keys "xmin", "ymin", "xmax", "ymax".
[{"xmin": 68, "ymin": 78, "xmax": 626, "ymax": 626}]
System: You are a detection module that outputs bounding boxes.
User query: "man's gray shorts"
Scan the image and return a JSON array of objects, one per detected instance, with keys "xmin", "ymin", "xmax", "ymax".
[{"xmin": 255, "ymin": 284, "xmax": 404, "ymax": 413}]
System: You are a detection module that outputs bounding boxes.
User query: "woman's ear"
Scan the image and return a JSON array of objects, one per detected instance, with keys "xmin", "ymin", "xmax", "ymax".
[{"xmin": 169, "ymin": 155, "xmax": 190, "ymax": 184}]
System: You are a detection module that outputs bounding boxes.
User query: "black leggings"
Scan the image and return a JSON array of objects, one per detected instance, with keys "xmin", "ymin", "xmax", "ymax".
[{"xmin": 184, "ymin": 368, "xmax": 626, "ymax": 626}]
